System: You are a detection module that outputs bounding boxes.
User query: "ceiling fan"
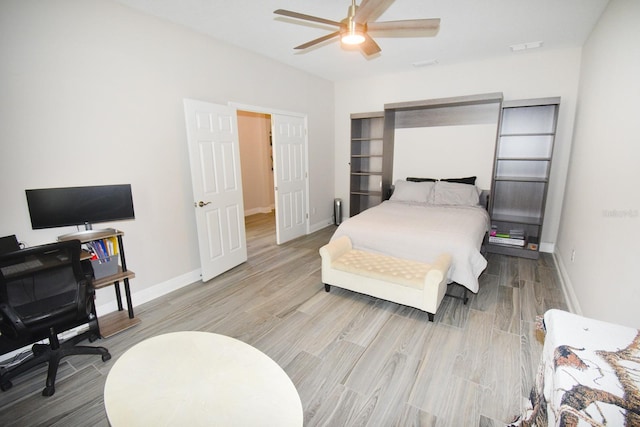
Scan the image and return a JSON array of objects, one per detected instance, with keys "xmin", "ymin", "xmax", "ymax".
[{"xmin": 274, "ymin": 0, "xmax": 440, "ymax": 56}]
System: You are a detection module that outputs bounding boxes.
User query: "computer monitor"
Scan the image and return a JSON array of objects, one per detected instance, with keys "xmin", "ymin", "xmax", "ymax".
[{"xmin": 25, "ymin": 185, "xmax": 135, "ymax": 230}]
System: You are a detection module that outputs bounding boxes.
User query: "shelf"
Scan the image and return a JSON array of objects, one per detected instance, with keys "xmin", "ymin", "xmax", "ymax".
[
  {"xmin": 351, "ymin": 171, "xmax": 383, "ymax": 176},
  {"xmin": 496, "ymin": 157, "xmax": 550, "ymax": 161},
  {"xmin": 500, "ymin": 132, "xmax": 555, "ymax": 137},
  {"xmin": 59, "ymin": 228, "xmax": 139, "ymax": 337},
  {"xmin": 58, "ymin": 228, "xmax": 123, "ymax": 243},
  {"xmin": 350, "ymin": 190, "xmax": 382, "ymax": 196},
  {"xmin": 491, "ymin": 213, "xmax": 543, "ymax": 225},
  {"xmin": 350, "ymin": 111, "xmax": 390, "ymax": 216},
  {"xmin": 92, "ymin": 268, "xmax": 136, "ymax": 289},
  {"xmin": 351, "ymin": 137, "xmax": 383, "ymax": 142},
  {"xmin": 485, "ymin": 242, "xmax": 540, "ymax": 259},
  {"xmin": 98, "ymin": 310, "xmax": 141, "ymax": 338},
  {"xmin": 494, "ymin": 176, "xmax": 547, "ymax": 182}
]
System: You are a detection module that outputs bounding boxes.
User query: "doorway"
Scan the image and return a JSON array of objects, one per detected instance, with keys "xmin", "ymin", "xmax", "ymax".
[
  {"xmin": 234, "ymin": 103, "xmax": 309, "ymax": 245},
  {"xmin": 237, "ymin": 110, "xmax": 275, "ymax": 218}
]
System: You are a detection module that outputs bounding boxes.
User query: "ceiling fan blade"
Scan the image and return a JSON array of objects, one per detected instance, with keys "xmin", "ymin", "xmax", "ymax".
[
  {"xmin": 368, "ymin": 18, "xmax": 441, "ymax": 36},
  {"xmin": 354, "ymin": 0, "xmax": 395, "ymax": 24},
  {"xmin": 359, "ymin": 34, "xmax": 382, "ymax": 56},
  {"xmin": 294, "ymin": 31, "xmax": 341, "ymax": 50},
  {"xmin": 274, "ymin": 9, "xmax": 342, "ymax": 27}
]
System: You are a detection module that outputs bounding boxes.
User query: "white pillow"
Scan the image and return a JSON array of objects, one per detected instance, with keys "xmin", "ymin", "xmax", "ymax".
[
  {"xmin": 432, "ymin": 181, "xmax": 480, "ymax": 206},
  {"xmin": 390, "ymin": 180, "xmax": 434, "ymax": 203}
]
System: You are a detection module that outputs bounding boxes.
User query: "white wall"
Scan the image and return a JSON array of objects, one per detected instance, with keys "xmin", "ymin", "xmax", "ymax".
[
  {"xmin": 393, "ymin": 124, "xmax": 498, "ymax": 190},
  {"xmin": 334, "ymin": 48, "xmax": 583, "ymax": 250},
  {"xmin": 0, "ymin": 0, "xmax": 334, "ymax": 313},
  {"xmin": 556, "ymin": 0, "xmax": 640, "ymax": 328}
]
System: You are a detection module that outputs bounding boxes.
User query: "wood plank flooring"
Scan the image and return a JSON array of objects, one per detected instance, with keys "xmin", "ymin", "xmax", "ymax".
[{"xmin": 0, "ymin": 212, "xmax": 567, "ymax": 426}]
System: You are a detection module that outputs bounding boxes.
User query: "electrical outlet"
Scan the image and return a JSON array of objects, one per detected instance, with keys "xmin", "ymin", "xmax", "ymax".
[{"xmin": 571, "ymin": 249, "xmax": 576, "ymax": 262}]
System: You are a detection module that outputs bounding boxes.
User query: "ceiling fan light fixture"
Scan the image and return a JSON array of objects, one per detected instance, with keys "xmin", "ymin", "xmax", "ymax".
[
  {"xmin": 341, "ymin": 31, "xmax": 365, "ymax": 45},
  {"xmin": 341, "ymin": 19, "xmax": 365, "ymax": 45}
]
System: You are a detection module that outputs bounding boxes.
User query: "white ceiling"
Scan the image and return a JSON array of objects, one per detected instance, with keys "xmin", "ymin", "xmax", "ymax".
[{"xmin": 114, "ymin": 0, "xmax": 610, "ymax": 82}]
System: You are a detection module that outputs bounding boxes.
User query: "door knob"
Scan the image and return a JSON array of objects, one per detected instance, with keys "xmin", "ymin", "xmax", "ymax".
[{"xmin": 197, "ymin": 201, "xmax": 211, "ymax": 207}]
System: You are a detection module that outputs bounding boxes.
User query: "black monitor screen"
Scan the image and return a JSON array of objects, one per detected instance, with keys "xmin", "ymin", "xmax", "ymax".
[{"xmin": 25, "ymin": 184, "xmax": 135, "ymax": 229}]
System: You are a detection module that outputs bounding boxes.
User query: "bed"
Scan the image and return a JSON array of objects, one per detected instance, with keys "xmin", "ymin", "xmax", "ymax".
[
  {"xmin": 510, "ymin": 309, "xmax": 640, "ymax": 426},
  {"xmin": 332, "ymin": 179, "xmax": 490, "ymax": 293}
]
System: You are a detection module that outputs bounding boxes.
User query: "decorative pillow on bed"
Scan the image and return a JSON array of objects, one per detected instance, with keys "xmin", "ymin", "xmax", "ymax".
[
  {"xmin": 432, "ymin": 181, "xmax": 480, "ymax": 206},
  {"xmin": 441, "ymin": 176, "xmax": 477, "ymax": 185},
  {"xmin": 390, "ymin": 180, "xmax": 434, "ymax": 203}
]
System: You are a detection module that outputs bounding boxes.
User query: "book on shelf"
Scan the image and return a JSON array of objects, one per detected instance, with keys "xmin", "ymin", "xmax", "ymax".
[
  {"xmin": 488, "ymin": 235, "xmax": 526, "ymax": 247},
  {"xmin": 85, "ymin": 237, "xmax": 119, "ymax": 260}
]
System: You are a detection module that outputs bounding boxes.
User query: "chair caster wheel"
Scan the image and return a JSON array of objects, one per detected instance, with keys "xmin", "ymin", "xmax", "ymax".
[
  {"xmin": 102, "ymin": 353, "xmax": 112, "ymax": 362},
  {"xmin": 42, "ymin": 386, "xmax": 55, "ymax": 397},
  {"xmin": 0, "ymin": 380, "xmax": 13, "ymax": 391}
]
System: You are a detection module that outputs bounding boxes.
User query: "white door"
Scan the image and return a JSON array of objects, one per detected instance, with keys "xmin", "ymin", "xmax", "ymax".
[
  {"xmin": 183, "ymin": 99, "xmax": 247, "ymax": 282},
  {"xmin": 272, "ymin": 114, "xmax": 308, "ymax": 244}
]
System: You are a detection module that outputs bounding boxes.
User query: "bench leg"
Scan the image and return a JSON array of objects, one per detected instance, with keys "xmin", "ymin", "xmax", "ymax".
[
  {"xmin": 427, "ymin": 312, "xmax": 434, "ymax": 322},
  {"xmin": 324, "ymin": 283, "xmax": 331, "ymax": 292}
]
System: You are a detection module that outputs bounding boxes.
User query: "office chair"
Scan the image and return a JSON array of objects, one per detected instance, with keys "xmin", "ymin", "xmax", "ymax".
[{"xmin": 0, "ymin": 239, "xmax": 111, "ymax": 397}]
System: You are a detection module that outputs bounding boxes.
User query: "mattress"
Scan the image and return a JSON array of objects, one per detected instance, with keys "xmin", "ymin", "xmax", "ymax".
[{"xmin": 331, "ymin": 200, "xmax": 490, "ymax": 293}]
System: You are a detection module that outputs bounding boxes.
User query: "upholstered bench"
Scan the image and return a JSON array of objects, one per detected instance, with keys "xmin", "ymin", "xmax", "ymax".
[{"xmin": 319, "ymin": 236, "xmax": 452, "ymax": 321}]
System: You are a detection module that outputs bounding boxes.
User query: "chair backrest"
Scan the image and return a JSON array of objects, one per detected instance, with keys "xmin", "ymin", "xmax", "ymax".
[
  {"xmin": 0, "ymin": 235, "xmax": 21, "ymax": 265},
  {"xmin": 0, "ymin": 240, "xmax": 90, "ymax": 342}
]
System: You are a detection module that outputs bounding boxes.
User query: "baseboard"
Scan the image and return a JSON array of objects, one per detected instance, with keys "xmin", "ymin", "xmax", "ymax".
[
  {"xmin": 95, "ymin": 269, "xmax": 201, "ymax": 317},
  {"xmin": 552, "ymin": 251, "xmax": 582, "ymax": 315},
  {"xmin": 309, "ymin": 218, "xmax": 335, "ymax": 234}
]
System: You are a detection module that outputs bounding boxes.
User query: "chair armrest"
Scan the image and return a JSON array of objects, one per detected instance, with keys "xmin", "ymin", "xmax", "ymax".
[
  {"xmin": 0, "ymin": 302, "xmax": 28, "ymax": 339},
  {"xmin": 76, "ymin": 278, "xmax": 94, "ymax": 317}
]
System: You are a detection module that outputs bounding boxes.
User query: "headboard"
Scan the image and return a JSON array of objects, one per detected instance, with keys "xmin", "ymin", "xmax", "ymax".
[{"xmin": 479, "ymin": 190, "xmax": 490, "ymax": 211}]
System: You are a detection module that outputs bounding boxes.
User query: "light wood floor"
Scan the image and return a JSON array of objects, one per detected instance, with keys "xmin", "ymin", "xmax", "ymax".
[{"xmin": 0, "ymin": 213, "xmax": 567, "ymax": 426}]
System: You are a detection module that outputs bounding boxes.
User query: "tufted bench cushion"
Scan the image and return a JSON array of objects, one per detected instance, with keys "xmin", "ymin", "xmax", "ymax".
[
  {"xmin": 319, "ymin": 236, "xmax": 452, "ymax": 321},
  {"xmin": 331, "ymin": 250, "xmax": 433, "ymax": 289}
]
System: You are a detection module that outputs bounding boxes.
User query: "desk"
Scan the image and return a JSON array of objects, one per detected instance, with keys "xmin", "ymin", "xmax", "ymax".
[{"xmin": 104, "ymin": 331, "xmax": 303, "ymax": 426}]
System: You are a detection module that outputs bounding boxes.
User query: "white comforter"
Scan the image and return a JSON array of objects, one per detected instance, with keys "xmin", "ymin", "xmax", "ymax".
[{"xmin": 332, "ymin": 201, "xmax": 490, "ymax": 293}]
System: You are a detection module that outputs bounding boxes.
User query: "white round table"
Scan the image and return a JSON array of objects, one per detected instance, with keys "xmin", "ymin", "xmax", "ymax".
[{"xmin": 104, "ymin": 331, "xmax": 303, "ymax": 426}]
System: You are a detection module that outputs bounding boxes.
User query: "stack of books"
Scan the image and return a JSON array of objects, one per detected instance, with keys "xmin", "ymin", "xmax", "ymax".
[{"xmin": 489, "ymin": 227, "xmax": 526, "ymax": 247}]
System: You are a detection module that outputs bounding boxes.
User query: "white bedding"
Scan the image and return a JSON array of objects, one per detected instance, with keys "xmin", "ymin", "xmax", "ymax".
[{"xmin": 331, "ymin": 200, "xmax": 490, "ymax": 293}]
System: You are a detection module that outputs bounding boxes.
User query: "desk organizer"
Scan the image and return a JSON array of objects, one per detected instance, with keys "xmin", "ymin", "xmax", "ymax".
[{"xmin": 91, "ymin": 255, "xmax": 118, "ymax": 279}]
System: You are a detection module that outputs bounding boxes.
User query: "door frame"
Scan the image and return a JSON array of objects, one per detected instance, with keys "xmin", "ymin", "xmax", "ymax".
[{"xmin": 229, "ymin": 102, "xmax": 310, "ymax": 238}]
